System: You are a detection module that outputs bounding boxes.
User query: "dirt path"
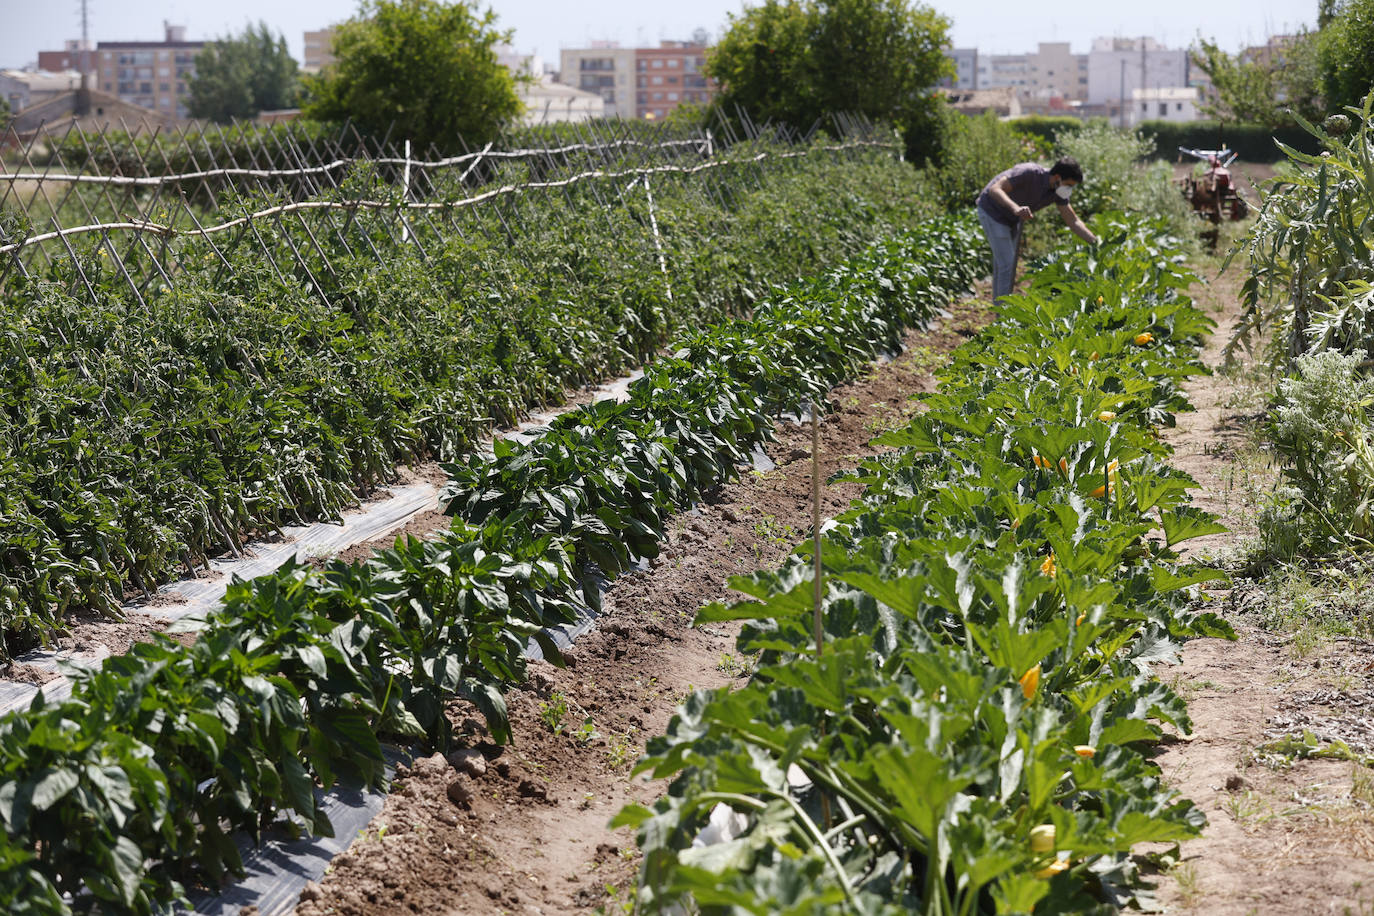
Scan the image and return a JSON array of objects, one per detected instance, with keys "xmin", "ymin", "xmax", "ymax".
[
  {"xmin": 290, "ymin": 299, "xmax": 991, "ymax": 916},
  {"xmin": 1151, "ymin": 260, "xmax": 1374, "ymax": 914}
]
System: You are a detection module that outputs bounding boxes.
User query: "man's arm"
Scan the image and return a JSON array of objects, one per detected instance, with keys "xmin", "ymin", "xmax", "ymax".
[
  {"xmin": 990, "ymin": 178, "xmax": 1033, "ymax": 222},
  {"xmin": 1057, "ymin": 202, "xmax": 1098, "ymax": 245}
]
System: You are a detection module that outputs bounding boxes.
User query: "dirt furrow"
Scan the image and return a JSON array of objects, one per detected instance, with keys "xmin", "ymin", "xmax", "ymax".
[{"xmin": 1152, "ymin": 262, "xmax": 1374, "ymax": 914}]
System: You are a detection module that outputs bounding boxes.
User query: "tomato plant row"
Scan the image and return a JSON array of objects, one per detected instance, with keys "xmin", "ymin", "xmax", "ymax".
[
  {"xmin": 0, "ymin": 144, "xmax": 927, "ymax": 656},
  {"xmin": 616, "ymin": 214, "xmax": 1236, "ymax": 915},
  {"xmin": 0, "ymin": 214, "xmax": 985, "ymax": 914}
]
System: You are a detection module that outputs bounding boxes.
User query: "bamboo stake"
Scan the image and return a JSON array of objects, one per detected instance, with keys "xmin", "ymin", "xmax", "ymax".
[{"xmin": 811, "ymin": 399, "xmax": 823, "ymax": 659}]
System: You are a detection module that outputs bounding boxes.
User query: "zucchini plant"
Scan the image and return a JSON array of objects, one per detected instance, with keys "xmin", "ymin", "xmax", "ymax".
[{"xmin": 616, "ymin": 213, "xmax": 1236, "ymax": 915}]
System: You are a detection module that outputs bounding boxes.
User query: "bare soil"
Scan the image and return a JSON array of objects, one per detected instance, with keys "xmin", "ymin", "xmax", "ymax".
[
  {"xmin": 290, "ymin": 298, "xmax": 991, "ymax": 916},
  {"xmin": 1149, "ymin": 259, "xmax": 1374, "ymax": 913}
]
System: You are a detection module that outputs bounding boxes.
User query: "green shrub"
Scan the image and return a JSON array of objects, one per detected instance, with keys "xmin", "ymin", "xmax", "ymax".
[
  {"xmin": 1136, "ymin": 119, "xmax": 1321, "ymax": 162},
  {"xmin": 1007, "ymin": 114, "xmax": 1090, "ymax": 145},
  {"xmin": 928, "ymin": 112, "xmax": 1044, "ymax": 211},
  {"xmin": 1055, "ymin": 122, "xmax": 1194, "ymax": 237},
  {"xmin": 1260, "ymin": 349, "xmax": 1374, "ymax": 558}
]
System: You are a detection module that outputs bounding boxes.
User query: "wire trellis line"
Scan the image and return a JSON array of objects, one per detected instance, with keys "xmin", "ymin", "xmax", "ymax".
[
  {"xmin": 0, "ymin": 137, "xmax": 717, "ymax": 188},
  {"xmin": 0, "ymin": 110, "xmax": 895, "ymax": 300},
  {"xmin": 0, "ymin": 140, "xmax": 894, "ymax": 256}
]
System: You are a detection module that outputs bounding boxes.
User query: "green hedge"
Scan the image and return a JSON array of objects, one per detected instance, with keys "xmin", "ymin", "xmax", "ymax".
[
  {"xmin": 1137, "ymin": 119, "xmax": 1322, "ymax": 161},
  {"xmin": 1007, "ymin": 115, "xmax": 1093, "ymax": 144}
]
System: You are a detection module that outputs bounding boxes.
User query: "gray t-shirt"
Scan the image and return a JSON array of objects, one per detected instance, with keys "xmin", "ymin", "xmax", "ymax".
[{"xmin": 976, "ymin": 163, "xmax": 1057, "ymax": 228}]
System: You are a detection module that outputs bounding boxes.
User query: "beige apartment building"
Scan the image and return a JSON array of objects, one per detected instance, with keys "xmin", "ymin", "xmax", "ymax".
[
  {"xmin": 303, "ymin": 29, "xmax": 337, "ymax": 74},
  {"xmin": 561, "ymin": 40, "xmax": 716, "ymax": 121},
  {"xmin": 95, "ymin": 24, "xmax": 201, "ymax": 120},
  {"xmin": 975, "ymin": 42, "xmax": 1089, "ymax": 108},
  {"xmin": 559, "ymin": 44, "xmax": 637, "ymax": 119}
]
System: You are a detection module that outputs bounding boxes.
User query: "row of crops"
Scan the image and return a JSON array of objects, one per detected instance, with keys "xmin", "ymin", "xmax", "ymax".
[
  {"xmin": 616, "ymin": 215, "xmax": 1236, "ymax": 914},
  {"xmin": 0, "ymin": 215, "xmax": 986, "ymax": 913},
  {"xmin": 0, "ymin": 140, "xmax": 927, "ymax": 657}
]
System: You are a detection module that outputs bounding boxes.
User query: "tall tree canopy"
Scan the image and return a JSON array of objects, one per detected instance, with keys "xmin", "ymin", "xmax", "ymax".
[
  {"xmin": 302, "ymin": 0, "xmax": 522, "ymax": 153},
  {"xmin": 1191, "ymin": 33, "xmax": 1323, "ymax": 128},
  {"xmin": 1318, "ymin": 0, "xmax": 1374, "ymax": 112},
  {"xmin": 705, "ymin": 0, "xmax": 952, "ymax": 148},
  {"xmin": 188, "ymin": 22, "xmax": 301, "ymax": 123}
]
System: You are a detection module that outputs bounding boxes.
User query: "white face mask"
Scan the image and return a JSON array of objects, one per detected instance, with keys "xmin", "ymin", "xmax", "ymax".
[{"xmin": 1055, "ymin": 185, "xmax": 1074, "ymax": 201}]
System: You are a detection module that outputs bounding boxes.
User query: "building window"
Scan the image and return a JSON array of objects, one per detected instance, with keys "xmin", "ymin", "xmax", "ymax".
[
  {"xmin": 159, "ymin": 83, "xmax": 169, "ymax": 92},
  {"xmin": 1176, "ymin": 102, "xmax": 1183, "ymax": 111},
  {"xmin": 1159, "ymin": 102, "xmax": 1168, "ymax": 116},
  {"xmin": 637, "ymin": 59, "xmax": 646, "ymax": 70},
  {"xmin": 651, "ymin": 59, "xmax": 664, "ymax": 68},
  {"xmin": 159, "ymin": 67, "xmax": 169, "ymax": 77},
  {"xmin": 667, "ymin": 59, "xmax": 679, "ymax": 67},
  {"xmin": 667, "ymin": 92, "xmax": 678, "ymax": 101},
  {"xmin": 637, "ymin": 92, "xmax": 647, "ymax": 103},
  {"xmin": 652, "ymin": 75, "xmax": 663, "ymax": 85},
  {"xmin": 652, "ymin": 92, "xmax": 663, "ymax": 101}
]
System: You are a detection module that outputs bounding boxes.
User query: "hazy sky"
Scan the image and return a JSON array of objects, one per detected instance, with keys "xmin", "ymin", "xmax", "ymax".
[{"xmin": 2, "ymin": 0, "xmax": 1317, "ymax": 70}]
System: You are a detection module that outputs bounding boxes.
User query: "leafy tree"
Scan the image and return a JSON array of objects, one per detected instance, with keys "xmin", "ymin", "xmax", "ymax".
[
  {"xmin": 0, "ymin": 96, "xmax": 10, "ymax": 127},
  {"xmin": 705, "ymin": 0, "xmax": 953, "ymax": 160},
  {"xmin": 303, "ymin": 0, "xmax": 522, "ymax": 153},
  {"xmin": 1191, "ymin": 33, "xmax": 1322, "ymax": 128},
  {"xmin": 188, "ymin": 22, "xmax": 301, "ymax": 123},
  {"xmin": 1318, "ymin": 0, "xmax": 1374, "ymax": 111}
]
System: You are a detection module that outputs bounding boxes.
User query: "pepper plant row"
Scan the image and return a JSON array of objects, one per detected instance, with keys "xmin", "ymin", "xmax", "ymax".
[
  {"xmin": 616, "ymin": 213, "xmax": 1236, "ymax": 915},
  {"xmin": 0, "ymin": 215, "xmax": 985, "ymax": 914},
  {"xmin": 0, "ymin": 143, "xmax": 929, "ymax": 656}
]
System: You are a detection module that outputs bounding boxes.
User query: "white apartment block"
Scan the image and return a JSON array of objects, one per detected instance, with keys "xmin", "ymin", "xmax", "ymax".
[
  {"xmin": 1127, "ymin": 87, "xmax": 1199, "ymax": 126},
  {"xmin": 1086, "ymin": 37, "xmax": 1189, "ymax": 106},
  {"xmin": 978, "ymin": 53, "xmax": 1030, "ymax": 92},
  {"xmin": 558, "ymin": 44, "xmax": 636, "ymax": 120}
]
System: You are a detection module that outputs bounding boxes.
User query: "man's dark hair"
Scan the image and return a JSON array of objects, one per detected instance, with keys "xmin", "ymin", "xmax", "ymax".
[{"xmin": 1050, "ymin": 157, "xmax": 1084, "ymax": 183}]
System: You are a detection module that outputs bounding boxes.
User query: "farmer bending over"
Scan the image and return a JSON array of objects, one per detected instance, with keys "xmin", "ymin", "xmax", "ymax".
[{"xmin": 976, "ymin": 157, "xmax": 1098, "ymax": 303}]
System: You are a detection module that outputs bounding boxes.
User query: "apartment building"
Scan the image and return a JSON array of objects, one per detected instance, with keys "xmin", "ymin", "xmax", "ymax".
[
  {"xmin": 560, "ymin": 40, "xmax": 716, "ymax": 121},
  {"xmin": 303, "ymin": 29, "xmax": 336, "ymax": 74},
  {"xmin": 1127, "ymin": 86, "xmax": 1200, "ymax": 126},
  {"xmin": 939, "ymin": 48, "xmax": 978, "ymax": 90},
  {"xmin": 95, "ymin": 24, "xmax": 201, "ymax": 120},
  {"xmin": 1028, "ymin": 42, "xmax": 1088, "ymax": 102},
  {"xmin": 37, "ymin": 40, "xmax": 95, "ymax": 76},
  {"xmin": 634, "ymin": 41, "xmax": 713, "ymax": 120},
  {"xmin": 559, "ymin": 44, "xmax": 636, "ymax": 119},
  {"xmin": 978, "ymin": 53, "xmax": 1031, "ymax": 92},
  {"xmin": 1085, "ymin": 37, "xmax": 1189, "ymax": 107},
  {"xmin": 972, "ymin": 43, "xmax": 1088, "ymax": 107}
]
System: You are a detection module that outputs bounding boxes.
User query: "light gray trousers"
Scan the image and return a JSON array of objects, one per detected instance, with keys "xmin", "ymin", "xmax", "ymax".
[{"xmin": 977, "ymin": 205, "xmax": 1021, "ymax": 303}]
